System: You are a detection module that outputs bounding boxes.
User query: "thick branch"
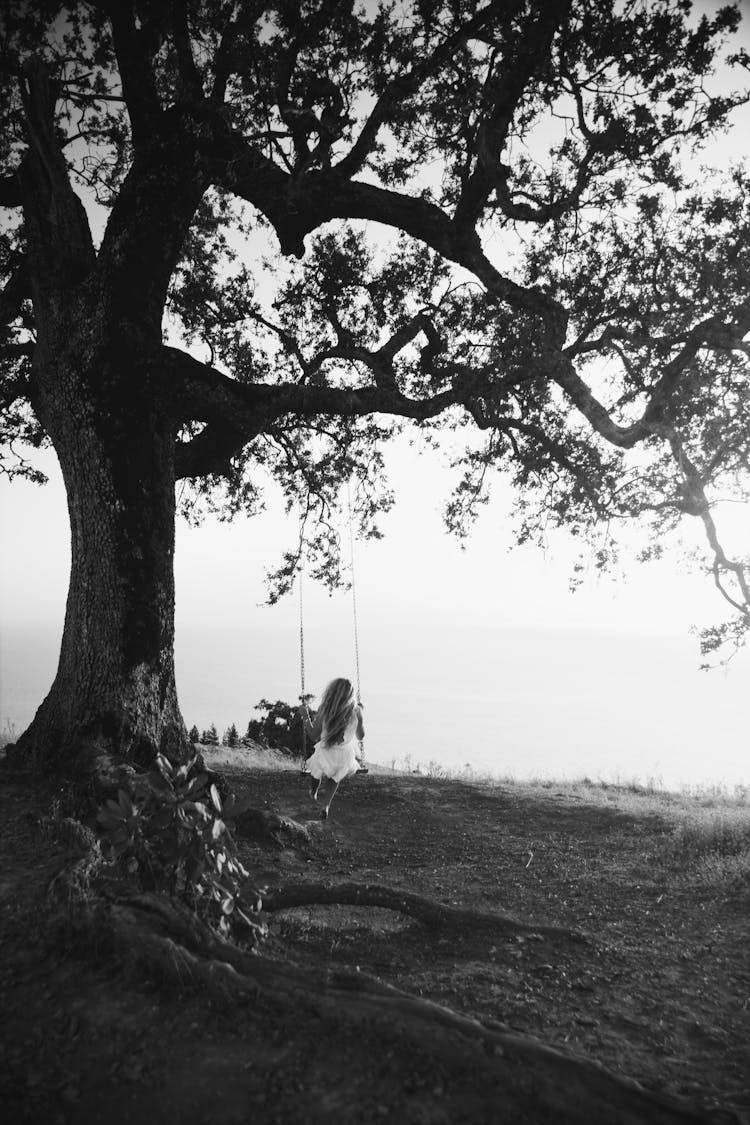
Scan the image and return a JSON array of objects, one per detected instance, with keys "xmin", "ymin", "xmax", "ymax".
[
  {"xmin": 667, "ymin": 433, "xmax": 750, "ymax": 613},
  {"xmin": 165, "ymin": 346, "xmax": 457, "ymax": 478},
  {"xmin": 0, "ymin": 173, "xmax": 22, "ymax": 207},
  {"xmin": 106, "ymin": 0, "xmax": 163, "ymax": 149},
  {"xmin": 174, "ymin": 420, "xmax": 251, "ymax": 478},
  {"xmin": 454, "ymin": 0, "xmax": 568, "ymax": 230},
  {"xmin": 553, "ymin": 328, "xmax": 708, "ymax": 449},
  {"xmin": 334, "ymin": 0, "xmax": 517, "ymax": 180},
  {"xmin": 17, "ymin": 61, "xmax": 95, "ymax": 292},
  {"xmin": 210, "ymin": 3, "xmax": 269, "ymax": 101},
  {"xmin": 170, "ymin": 0, "xmax": 204, "ymax": 101}
]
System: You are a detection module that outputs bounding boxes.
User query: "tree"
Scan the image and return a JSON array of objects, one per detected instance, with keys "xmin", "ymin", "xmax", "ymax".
[
  {"xmin": 223, "ymin": 721, "xmax": 239, "ymax": 747},
  {"xmin": 246, "ymin": 697, "xmax": 310, "ymax": 757},
  {"xmin": 1, "ymin": 3, "xmax": 748, "ymax": 776},
  {"xmin": 188, "ymin": 724, "xmax": 200, "ymax": 744},
  {"xmin": 201, "ymin": 723, "xmax": 218, "ymax": 746},
  {"xmin": 4, "ymin": 5, "xmax": 749, "ymax": 1117}
]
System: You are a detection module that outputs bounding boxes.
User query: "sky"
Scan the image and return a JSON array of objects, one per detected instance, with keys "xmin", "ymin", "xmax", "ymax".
[
  {"xmin": 1, "ymin": 2, "xmax": 749, "ymax": 787},
  {"xmin": 2, "ymin": 434, "xmax": 749, "ymax": 788}
]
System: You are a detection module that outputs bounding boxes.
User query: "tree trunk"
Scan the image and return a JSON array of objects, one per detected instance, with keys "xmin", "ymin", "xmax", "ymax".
[{"xmin": 11, "ymin": 318, "xmax": 187, "ymax": 780}]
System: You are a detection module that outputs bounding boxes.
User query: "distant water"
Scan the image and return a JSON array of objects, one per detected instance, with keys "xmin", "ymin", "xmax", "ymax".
[{"xmin": 2, "ymin": 621, "xmax": 748, "ymax": 789}]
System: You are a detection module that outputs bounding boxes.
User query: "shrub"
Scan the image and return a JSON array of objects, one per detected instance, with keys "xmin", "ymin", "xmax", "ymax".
[
  {"xmin": 97, "ymin": 753, "xmax": 265, "ymax": 943},
  {"xmin": 245, "ymin": 697, "xmax": 313, "ymax": 758}
]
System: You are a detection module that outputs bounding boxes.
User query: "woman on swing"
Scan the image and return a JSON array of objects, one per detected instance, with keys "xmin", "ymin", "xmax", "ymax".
[{"xmin": 301, "ymin": 678, "xmax": 364, "ymax": 819}]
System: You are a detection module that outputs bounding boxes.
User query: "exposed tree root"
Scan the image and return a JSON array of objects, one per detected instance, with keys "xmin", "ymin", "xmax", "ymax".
[
  {"xmin": 261, "ymin": 880, "xmax": 586, "ymax": 942},
  {"xmin": 40, "ymin": 803, "xmax": 738, "ymax": 1125},
  {"xmin": 100, "ymin": 890, "xmax": 738, "ymax": 1125}
]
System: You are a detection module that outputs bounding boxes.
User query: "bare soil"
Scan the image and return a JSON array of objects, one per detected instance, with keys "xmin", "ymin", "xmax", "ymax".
[{"xmin": 1, "ymin": 760, "xmax": 748, "ymax": 1124}]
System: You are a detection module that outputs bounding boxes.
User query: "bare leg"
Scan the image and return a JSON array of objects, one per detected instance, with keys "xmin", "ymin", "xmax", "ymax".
[
  {"xmin": 309, "ymin": 776, "xmax": 321, "ymax": 801},
  {"xmin": 321, "ymin": 780, "xmax": 340, "ymax": 820}
]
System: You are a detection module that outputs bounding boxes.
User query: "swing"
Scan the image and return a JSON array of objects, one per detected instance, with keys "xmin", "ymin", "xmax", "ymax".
[
  {"xmin": 297, "ymin": 484, "xmax": 368, "ymax": 774},
  {"xmin": 346, "ymin": 479, "xmax": 369, "ymax": 774}
]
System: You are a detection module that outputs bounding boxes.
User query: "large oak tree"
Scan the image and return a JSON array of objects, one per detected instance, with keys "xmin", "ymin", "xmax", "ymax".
[{"xmin": 1, "ymin": 0, "xmax": 749, "ymax": 781}]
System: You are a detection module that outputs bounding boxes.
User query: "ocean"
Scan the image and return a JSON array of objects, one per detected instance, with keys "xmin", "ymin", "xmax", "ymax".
[{"xmin": 2, "ymin": 620, "xmax": 748, "ymax": 790}]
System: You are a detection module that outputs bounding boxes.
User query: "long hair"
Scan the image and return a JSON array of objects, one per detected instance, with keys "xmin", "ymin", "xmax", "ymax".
[{"xmin": 318, "ymin": 678, "xmax": 355, "ymax": 746}]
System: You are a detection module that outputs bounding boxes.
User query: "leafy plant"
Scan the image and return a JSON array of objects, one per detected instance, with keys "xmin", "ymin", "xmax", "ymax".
[{"xmin": 97, "ymin": 753, "xmax": 265, "ymax": 944}]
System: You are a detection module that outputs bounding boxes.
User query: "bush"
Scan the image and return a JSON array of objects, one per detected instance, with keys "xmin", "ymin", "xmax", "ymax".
[
  {"xmin": 97, "ymin": 753, "xmax": 265, "ymax": 943},
  {"xmin": 245, "ymin": 697, "xmax": 313, "ymax": 759}
]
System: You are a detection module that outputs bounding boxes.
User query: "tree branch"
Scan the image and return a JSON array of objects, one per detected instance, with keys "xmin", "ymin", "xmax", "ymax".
[
  {"xmin": 499, "ymin": 417, "xmax": 608, "ymax": 514},
  {"xmin": 333, "ymin": 0, "xmax": 518, "ymax": 181},
  {"xmin": 0, "ymin": 173, "xmax": 22, "ymax": 207},
  {"xmin": 0, "ymin": 261, "xmax": 30, "ymax": 325},
  {"xmin": 165, "ymin": 345, "xmax": 457, "ymax": 480},
  {"xmin": 105, "ymin": 0, "xmax": 163, "ymax": 149},
  {"xmin": 170, "ymin": 0, "xmax": 204, "ymax": 101},
  {"xmin": 17, "ymin": 61, "xmax": 95, "ymax": 293},
  {"xmin": 174, "ymin": 419, "xmax": 255, "ymax": 478},
  {"xmin": 667, "ymin": 433, "xmax": 750, "ymax": 613},
  {"xmin": 210, "ymin": 3, "xmax": 268, "ymax": 102},
  {"xmin": 454, "ymin": 0, "xmax": 569, "ymax": 231}
]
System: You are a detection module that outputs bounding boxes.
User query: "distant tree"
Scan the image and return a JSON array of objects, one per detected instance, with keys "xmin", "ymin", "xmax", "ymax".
[
  {"xmin": 224, "ymin": 723, "xmax": 239, "ymax": 748},
  {"xmin": 202, "ymin": 724, "xmax": 219, "ymax": 747},
  {"xmin": 1, "ymin": 2, "xmax": 748, "ymax": 782},
  {"xmin": 246, "ymin": 699, "xmax": 311, "ymax": 759},
  {"xmin": 188, "ymin": 725, "xmax": 200, "ymax": 745}
]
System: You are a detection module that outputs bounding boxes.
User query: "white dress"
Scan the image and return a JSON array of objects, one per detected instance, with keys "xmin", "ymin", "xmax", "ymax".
[{"xmin": 306, "ymin": 709, "xmax": 362, "ymax": 782}]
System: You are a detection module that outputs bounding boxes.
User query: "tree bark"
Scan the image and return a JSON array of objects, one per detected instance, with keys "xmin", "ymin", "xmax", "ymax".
[{"xmin": 10, "ymin": 317, "xmax": 187, "ymax": 779}]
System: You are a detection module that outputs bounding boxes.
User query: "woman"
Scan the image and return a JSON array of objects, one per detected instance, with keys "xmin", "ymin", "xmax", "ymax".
[{"xmin": 302, "ymin": 678, "xmax": 364, "ymax": 819}]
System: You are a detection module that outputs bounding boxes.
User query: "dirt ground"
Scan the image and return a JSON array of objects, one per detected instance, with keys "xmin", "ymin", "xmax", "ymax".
[{"xmin": 1, "ymin": 758, "xmax": 749, "ymax": 1124}]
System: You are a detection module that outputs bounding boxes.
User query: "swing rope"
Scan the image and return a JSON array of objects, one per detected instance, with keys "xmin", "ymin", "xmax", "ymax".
[
  {"xmin": 346, "ymin": 480, "xmax": 367, "ymax": 770},
  {"xmin": 298, "ymin": 560, "xmax": 307, "ymax": 762},
  {"xmin": 296, "ymin": 485, "xmax": 367, "ymax": 772}
]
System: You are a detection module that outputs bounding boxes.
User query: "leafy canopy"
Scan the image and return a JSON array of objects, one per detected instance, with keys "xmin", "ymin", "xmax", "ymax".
[{"xmin": 0, "ymin": 0, "xmax": 749, "ymax": 655}]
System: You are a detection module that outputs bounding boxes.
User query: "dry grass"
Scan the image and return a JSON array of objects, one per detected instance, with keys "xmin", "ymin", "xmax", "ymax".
[
  {"xmin": 0, "ymin": 719, "xmax": 18, "ymax": 750},
  {"xmin": 197, "ymin": 742, "xmax": 300, "ymax": 771},
  {"xmin": 385, "ymin": 755, "xmax": 750, "ymax": 889}
]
